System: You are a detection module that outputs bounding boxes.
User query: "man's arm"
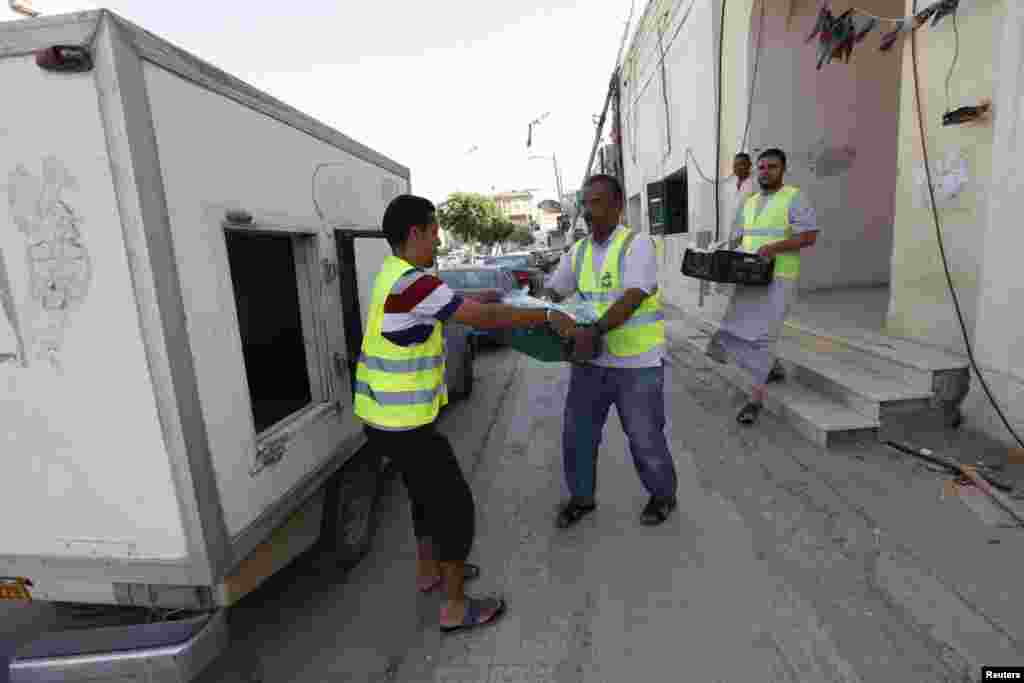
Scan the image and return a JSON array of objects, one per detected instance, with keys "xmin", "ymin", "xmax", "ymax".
[
  {"xmin": 728, "ymin": 201, "xmax": 745, "ymax": 249},
  {"xmin": 756, "ymin": 231, "xmax": 818, "ymax": 258},
  {"xmin": 389, "ymin": 270, "xmax": 575, "ymax": 339},
  {"xmin": 451, "ymin": 298, "xmax": 574, "ymax": 335},
  {"xmin": 590, "ymin": 235, "xmax": 657, "ymax": 336},
  {"xmin": 539, "ymin": 251, "xmax": 576, "ymax": 302},
  {"xmin": 593, "ymin": 289, "xmax": 649, "ymax": 335},
  {"xmin": 756, "ymin": 192, "xmax": 820, "ymax": 258}
]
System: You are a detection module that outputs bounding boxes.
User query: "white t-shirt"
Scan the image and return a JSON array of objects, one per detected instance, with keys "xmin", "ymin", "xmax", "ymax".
[{"xmin": 545, "ymin": 225, "xmax": 664, "ymax": 368}]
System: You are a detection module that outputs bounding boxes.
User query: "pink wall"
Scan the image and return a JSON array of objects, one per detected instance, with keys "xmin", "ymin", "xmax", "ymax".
[{"xmin": 745, "ymin": 0, "xmax": 903, "ymax": 291}]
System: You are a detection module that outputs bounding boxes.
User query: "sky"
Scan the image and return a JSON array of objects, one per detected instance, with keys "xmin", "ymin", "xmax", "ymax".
[{"xmin": 7, "ymin": 0, "xmax": 635, "ymax": 207}]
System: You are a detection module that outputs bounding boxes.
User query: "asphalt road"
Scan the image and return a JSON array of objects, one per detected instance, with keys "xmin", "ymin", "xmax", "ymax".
[{"xmin": 5, "ymin": 336, "xmax": 1024, "ymax": 682}]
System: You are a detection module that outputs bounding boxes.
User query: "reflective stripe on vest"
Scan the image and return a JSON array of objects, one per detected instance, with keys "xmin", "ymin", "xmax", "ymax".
[
  {"xmin": 740, "ymin": 186, "xmax": 801, "ymax": 279},
  {"xmin": 354, "ymin": 255, "xmax": 447, "ymax": 429},
  {"xmin": 571, "ymin": 227, "xmax": 665, "ymax": 357}
]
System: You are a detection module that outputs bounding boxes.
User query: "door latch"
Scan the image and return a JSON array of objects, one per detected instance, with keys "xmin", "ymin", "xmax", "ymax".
[
  {"xmin": 322, "ymin": 258, "xmax": 338, "ymax": 284},
  {"xmin": 251, "ymin": 433, "xmax": 291, "ymax": 476}
]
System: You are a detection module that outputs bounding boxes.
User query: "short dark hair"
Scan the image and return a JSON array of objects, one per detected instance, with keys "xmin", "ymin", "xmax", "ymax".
[
  {"xmin": 757, "ymin": 148, "xmax": 787, "ymax": 167},
  {"xmin": 583, "ymin": 174, "xmax": 624, "ymax": 205},
  {"xmin": 382, "ymin": 194, "xmax": 435, "ymax": 250},
  {"xmin": 735, "ymin": 152, "xmax": 752, "ymax": 162}
]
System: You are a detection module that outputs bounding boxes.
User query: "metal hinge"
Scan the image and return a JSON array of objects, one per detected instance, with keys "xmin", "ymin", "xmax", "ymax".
[
  {"xmin": 251, "ymin": 432, "xmax": 290, "ymax": 476},
  {"xmin": 322, "ymin": 258, "xmax": 338, "ymax": 284}
]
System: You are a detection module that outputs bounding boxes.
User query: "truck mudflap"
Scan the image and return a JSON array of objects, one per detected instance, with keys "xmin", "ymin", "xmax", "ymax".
[{"xmin": 9, "ymin": 609, "xmax": 227, "ymax": 682}]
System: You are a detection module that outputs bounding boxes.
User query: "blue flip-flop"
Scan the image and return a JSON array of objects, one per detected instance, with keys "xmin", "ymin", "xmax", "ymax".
[{"xmin": 440, "ymin": 596, "xmax": 507, "ymax": 634}]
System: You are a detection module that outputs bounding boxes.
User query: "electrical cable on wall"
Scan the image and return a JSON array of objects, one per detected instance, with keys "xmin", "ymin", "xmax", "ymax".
[
  {"xmin": 684, "ymin": 0, "xmax": 765, "ymax": 187},
  {"xmin": 908, "ymin": 3, "xmax": 1023, "ymax": 447},
  {"xmin": 714, "ymin": 0, "xmax": 727, "ymax": 241},
  {"xmin": 944, "ymin": 10, "xmax": 959, "ymax": 115}
]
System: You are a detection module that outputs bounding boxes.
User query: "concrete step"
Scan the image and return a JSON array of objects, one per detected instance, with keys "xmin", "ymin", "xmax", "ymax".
[
  {"xmin": 781, "ymin": 319, "xmax": 968, "ymax": 394},
  {"xmin": 775, "ymin": 340, "xmax": 934, "ymax": 422},
  {"xmin": 666, "ymin": 319, "xmax": 879, "ymax": 448}
]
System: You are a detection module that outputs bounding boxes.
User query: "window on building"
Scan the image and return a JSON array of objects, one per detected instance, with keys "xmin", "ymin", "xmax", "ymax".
[
  {"xmin": 646, "ymin": 168, "xmax": 687, "ymax": 236},
  {"xmin": 664, "ymin": 167, "xmax": 688, "ymax": 235},
  {"xmin": 647, "ymin": 181, "xmax": 666, "ymax": 235},
  {"xmin": 225, "ymin": 230, "xmax": 315, "ymax": 433}
]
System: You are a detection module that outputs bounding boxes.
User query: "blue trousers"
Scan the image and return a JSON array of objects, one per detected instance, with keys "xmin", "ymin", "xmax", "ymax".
[{"xmin": 563, "ymin": 362, "xmax": 678, "ymax": 501}]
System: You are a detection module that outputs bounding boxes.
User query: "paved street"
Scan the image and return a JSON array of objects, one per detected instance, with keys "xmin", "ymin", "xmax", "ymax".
[{"xmin": 6, "ymin": 331, "xmax": 1024, "ymax": 682}]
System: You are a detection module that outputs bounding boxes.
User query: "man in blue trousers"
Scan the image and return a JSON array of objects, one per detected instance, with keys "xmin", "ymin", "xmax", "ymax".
[{"xmin": 542, "ymin": 174, "xmax": 678, "ymax": 528}]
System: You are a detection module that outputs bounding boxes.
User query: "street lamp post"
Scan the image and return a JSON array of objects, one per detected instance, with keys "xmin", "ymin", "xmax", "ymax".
[
  {"xmin": 529, "ymin": 154, "xmax": 566, "ymax": 237},
  {"xmin": 532, "ymin": 153, "xmax": 565, "ymax": 228},
  {"xmin": 528, "ymin": 154, "xmax": 564, "ymax": 211}
]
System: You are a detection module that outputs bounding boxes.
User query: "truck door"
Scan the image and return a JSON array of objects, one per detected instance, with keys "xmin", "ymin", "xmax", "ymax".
[{"xmin": 334, "ymin": 229, "xmax": 391, "ymax": 396}]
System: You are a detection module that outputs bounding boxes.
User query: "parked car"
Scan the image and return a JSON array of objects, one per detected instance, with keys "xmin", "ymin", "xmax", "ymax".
[
  {"xmin": 438, "ymin": 266, "xmax": 521, "ymax": 346},
  {"xmin": 482, "ymin": 254, "xmax": 545, "ymax": 294}
]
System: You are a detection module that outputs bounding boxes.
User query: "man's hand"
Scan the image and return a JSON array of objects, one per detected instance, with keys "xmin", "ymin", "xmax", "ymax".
[
  {"xmin": 756, "ymin": 244, "xmax": 775, "ymax": 260},
  {"xmin": 547, "ymin": 310, "xmax": 576, "ymax": 338},
  {"xmin": 567, "ymin": 326, "xmax": 601, "ymax": 362},
  {"xmin": 466, "ymin": 290, "xmax": 502, "ymax": 304}
]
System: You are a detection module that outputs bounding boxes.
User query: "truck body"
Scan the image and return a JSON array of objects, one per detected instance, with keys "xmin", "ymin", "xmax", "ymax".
[{"xmin": 0, "ymin": 10, "xmax": 471, "ymax": 681}]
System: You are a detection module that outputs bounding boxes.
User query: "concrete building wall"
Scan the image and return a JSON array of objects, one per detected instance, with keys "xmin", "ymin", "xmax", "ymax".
[
  {"xmin": 887, "ymin": 0, "xmax": 1005, "ymax": 354},
  {"xmin": 949, "ymin": 0, "xmax": 1024, "ymax": 446},
  {"xmin": 741, "ymin": 0, "xmax": 902, "ymax": 292},
  {"xmin": 621, "ymin": 0, "xmax": 1024, "ymax": 446}
]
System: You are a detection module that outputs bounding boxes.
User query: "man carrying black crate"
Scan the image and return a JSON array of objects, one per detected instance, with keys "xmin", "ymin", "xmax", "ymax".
[
  {"xmin": 706, "ymin": 148, "xmax": 820, "ymax": 425},
  {"xmin": 541, "ymin": 174, "xmax": 679, "ymax": 529}
]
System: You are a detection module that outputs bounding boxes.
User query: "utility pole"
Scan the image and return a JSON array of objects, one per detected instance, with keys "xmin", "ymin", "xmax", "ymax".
[
  {"xmin": 528, "ymin": 154, "xmax": 564, "ymax": 215},
  {"xmin": 571, "ymin": 4, "xmax": 636, "ymax": 238}
]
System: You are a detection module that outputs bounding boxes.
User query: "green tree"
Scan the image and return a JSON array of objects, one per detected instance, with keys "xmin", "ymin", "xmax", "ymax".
[
  {"xmin": 509, "ymin": 227, "xmax": 534, "ymax": 247},
  {"xmin": 436, "ymin": 192, "xmax": 500, "ymax": 246},
  {"xmin": 483, "ymin": 217, "xmax": 516, "ymax": 248}
]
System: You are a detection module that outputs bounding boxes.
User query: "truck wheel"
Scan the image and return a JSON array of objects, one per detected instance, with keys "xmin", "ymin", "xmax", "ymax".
[
  {"xmin": 450, "ymin": 336, "xmax": 475, "ymax": 400},
  {"xmin": 318, "ymin": 449, "xmax": 383, "ymax": 572},
  {"xmin": 460, "ymin": 341, "xmax": 475, "ymax": 398}
]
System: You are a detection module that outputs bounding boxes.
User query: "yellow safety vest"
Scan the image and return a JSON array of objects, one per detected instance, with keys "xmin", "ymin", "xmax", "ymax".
[
  {"xmin": 571, "ymin": 227, "xmax": 665, "ymax": 357},
  {"xmin": 354, "ymin": 255, "xmax": 447, "ymax": 429},
  {"xmin": 740, "ymin": 186, "xmax": 801, "ymax": 280}
]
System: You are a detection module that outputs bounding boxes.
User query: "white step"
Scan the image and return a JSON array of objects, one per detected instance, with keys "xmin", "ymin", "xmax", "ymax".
[
  {"xmin": 666, "ymin": 319, "xmax": 879, "ymax": 448},
  {"xmin": 775, "ymin": 341, "xmax": 934, "ymax": 422},
  {"xmin": 781, "ymin": 319, "xmax": 968, "ymax": 393}
]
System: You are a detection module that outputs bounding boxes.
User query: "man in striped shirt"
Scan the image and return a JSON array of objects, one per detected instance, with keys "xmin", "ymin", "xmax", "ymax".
[{"xmin": 358, "ymin": 194, "xmax": 575, "ymax": 635}]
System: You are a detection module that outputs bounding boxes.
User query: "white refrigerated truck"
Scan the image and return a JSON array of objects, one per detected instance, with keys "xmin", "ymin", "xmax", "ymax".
[{"xmin": 0, "ymin": 9, "xmax": 473, "ymax": 681}]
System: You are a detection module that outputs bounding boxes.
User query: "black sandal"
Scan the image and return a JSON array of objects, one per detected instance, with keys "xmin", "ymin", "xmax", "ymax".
[
  {"xmin": 440, "ymin": 596, "xmax": 507, "ymax": 634},
  {"xmin": 737, "ymin": 402, "xmax": 763, "ymax": 425},
  {"xmin": 556, "ymin": 499, "xmax": 596, "ymax": 529}
]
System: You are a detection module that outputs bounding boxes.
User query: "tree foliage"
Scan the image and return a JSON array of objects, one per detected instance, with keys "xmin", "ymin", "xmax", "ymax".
[
  {"xmin": 509, "ymin": 228, "xmax": 534, "ymax": 247},
  {"xmin": 437, "ymin": 192, "xmax": 518, "ymax": 248}
]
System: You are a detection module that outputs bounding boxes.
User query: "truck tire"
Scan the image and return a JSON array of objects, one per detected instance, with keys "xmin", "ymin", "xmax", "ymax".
[
  {"xmin": 316, "ymin": 448, "xmax": 383, "ymax": 572},
  {"xmin": 456, "ymin": 339, "xmax": 475, "ymax": 399}
]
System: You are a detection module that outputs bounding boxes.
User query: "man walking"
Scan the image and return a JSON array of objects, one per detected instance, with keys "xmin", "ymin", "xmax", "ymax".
[
  {"xmin": 707, "ymin": 148, "xmax": 820, "ymax": 425},
  {"xmin": 715, "ymin": 152, "xmax": 757, "ymax": 296},
  {"xmin": 355, "ymin": 194, "xmax": 576, "ymax": 634},
  {"xmin": 543, "ymin": 174, "xmax": 678, "ymax": 528},
  {"xmin": 729, "ymin": 152, "xmax": 755, "ymax": 214}
]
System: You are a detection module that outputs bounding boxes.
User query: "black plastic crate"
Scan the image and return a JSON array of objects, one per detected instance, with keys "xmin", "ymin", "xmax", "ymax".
[{"xmin": 681, "ymin": 249, "xmax": 774, "ymax": 285}]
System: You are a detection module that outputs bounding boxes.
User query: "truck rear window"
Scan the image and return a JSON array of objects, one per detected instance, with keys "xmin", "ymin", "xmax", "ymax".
[{"xmin": 225, "ymin": 231, "xmax": 313, "ymax": 433}]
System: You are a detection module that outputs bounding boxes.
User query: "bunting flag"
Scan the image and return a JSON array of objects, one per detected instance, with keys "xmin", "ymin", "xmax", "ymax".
[{"xmin": 807, "ymin": 0, "xmax": 959, "ymax": 69}]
